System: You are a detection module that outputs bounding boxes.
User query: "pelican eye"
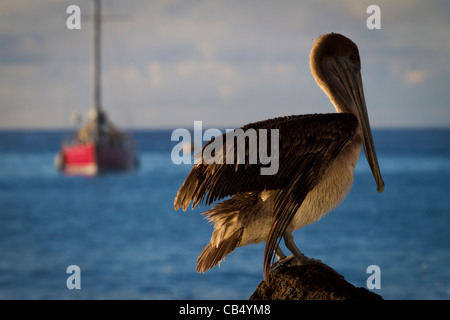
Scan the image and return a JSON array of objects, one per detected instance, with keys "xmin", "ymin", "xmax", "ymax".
[{"xmin": 349, "ymin": 54, "xmax": 357, "ymax": 61}]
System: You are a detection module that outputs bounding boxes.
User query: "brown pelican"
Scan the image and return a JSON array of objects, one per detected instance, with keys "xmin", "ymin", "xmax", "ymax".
[{"xmin": 174, "ymin": 33, "xmax": 385, "ymax": 278}]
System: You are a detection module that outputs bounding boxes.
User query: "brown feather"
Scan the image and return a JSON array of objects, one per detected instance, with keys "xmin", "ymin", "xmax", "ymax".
[
  {"xmin": 174, "ymin": 113, "xmax": 359, "ymax": 276},
  {"xmin": 196, "ymin": 228, "xmax": 244, "ymax": 273},
  {"xmin": 175, "ymin": 113, "xmax": 358, "ymax": 209}
]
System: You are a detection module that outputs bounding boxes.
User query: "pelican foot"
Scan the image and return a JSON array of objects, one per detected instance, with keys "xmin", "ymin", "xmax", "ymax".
[
  {"xmin": 270, "ymin": 254, "xmax": 295, "ymax": 270},
  {"xmin": 289, "ymin": 255, "xmax": 342, "ymax": 277},
  {"xmin": 269, "ymin": 254, "xmax": 325, "ymax": 271}
]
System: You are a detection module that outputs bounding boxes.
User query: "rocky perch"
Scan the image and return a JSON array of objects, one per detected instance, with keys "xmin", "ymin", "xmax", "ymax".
[{"xmin": 249, "ymin": 264, "xmax": 383, "ymax": 300}]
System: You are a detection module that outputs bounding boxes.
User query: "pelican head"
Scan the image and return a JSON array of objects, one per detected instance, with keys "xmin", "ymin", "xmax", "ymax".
[{"xmin": 311, "ymin": 33, "xmax": 384, "ymax": 192}]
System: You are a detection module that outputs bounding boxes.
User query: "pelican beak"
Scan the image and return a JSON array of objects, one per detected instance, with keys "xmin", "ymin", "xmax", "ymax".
[
  {"xmin": 353, "ymin": 72, "xmax": 385, "ymax": 193},
  {"xmin": 332, "ymin": 57, "xmax": 385, "ymax": 193}
]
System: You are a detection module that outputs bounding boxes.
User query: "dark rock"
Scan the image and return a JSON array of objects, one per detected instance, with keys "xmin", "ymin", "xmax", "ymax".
[{"xmin": 249, "ymin": 264, "xmax": 383, "ymax": 300}]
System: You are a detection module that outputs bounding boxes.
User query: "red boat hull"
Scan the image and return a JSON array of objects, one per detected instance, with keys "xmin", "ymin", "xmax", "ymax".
[{"xmin": 57, "ymin": 142, "xmax": 136, "ymax": 176}]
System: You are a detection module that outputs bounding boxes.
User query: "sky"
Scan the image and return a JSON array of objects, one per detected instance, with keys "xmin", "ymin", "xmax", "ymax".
[{"xmin": 0, "ymin": 0, "xmax": 449, "ymax": 129}]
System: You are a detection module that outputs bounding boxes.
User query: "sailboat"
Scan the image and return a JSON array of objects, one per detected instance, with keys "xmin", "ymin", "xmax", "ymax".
[{"xmin": 55, "ymin": 0, "xmax": 138, "ymax": 175}]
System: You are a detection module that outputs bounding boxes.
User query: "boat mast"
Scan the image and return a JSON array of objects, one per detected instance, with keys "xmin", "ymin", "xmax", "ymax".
[
  {"xmin": 93, "ymin": 0, "xmax": 101, "ymax": 113},
  {"xmin": 92, "ymin": 0, "xmax": 102, "ymax": 141}
]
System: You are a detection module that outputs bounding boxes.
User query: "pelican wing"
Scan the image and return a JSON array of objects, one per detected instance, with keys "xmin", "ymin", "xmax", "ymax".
[{"xmin": 174, "ymin": 113, "xmax": 358, "ymax": 275}]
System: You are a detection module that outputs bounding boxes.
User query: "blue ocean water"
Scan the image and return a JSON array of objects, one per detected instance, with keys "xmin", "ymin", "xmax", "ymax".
[{"xmin": 0, "ymin": 129, "xmax": 449, "ymax": 300}]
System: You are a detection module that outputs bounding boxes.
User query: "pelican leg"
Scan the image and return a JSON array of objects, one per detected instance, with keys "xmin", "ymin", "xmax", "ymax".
[
  {"xmin": 283, "ymin": 231, "xmax": 323, "ymax": 266},
  {"xmin": 269, "ymin": 243, "xmax": 296, "ymax": 270}
]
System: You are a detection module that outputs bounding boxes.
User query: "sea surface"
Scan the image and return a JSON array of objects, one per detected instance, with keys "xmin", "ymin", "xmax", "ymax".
[{"xmin": 0, "ymin": 129, "xmax": 449, "ymax": 300}]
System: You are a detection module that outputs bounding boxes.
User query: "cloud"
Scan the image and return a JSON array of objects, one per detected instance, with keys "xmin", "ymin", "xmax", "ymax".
[
  {"xmin": 148, "ymin": 62, "xmax": 163, "ymax": 88},
  {"xmin": 389, "ymin": 60, "xmax": 431, "ymax": 86},
  {"xmin": 218, "ymin": 84, "xmax": 238, "ymax": 101},
  {"xmin": 0, "ymin": 33, "xmax": 47, "ymax": 66},
  {"xmin": 1, "ymin": 0, "xmax": 450, "ymax": 128},
  {"xmin": 404, "ymin": 69, "xmax": 429, "ymax": 85}
]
